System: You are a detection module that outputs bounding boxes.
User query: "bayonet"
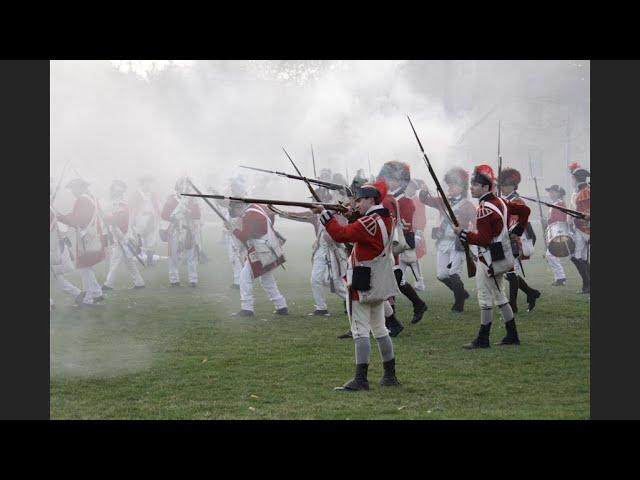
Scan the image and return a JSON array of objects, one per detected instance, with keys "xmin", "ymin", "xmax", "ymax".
[{"xmin": 282, "ymin": 147, "xmax": 322, "ymax": 203}]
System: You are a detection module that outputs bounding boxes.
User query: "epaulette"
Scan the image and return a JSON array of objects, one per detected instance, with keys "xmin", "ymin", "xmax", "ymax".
[{"xmin": 357, "ymin": 215, "xmax": 378, "ymax": 236}]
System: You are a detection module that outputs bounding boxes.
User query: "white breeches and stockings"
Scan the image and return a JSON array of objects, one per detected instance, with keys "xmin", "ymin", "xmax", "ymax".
[
  {"xmin": 168, "ymin": 241, "xmax": 198, "ymax": 284},
  {"xmin": 104, "ymin": 246, "xmax": 145, "ymax": 288},
  {"xmin": 311, "ymin": 243, "xmax": 347, "ymax": 311},
  {"xmin": 225, "ymin": 234, "xmax": 243, "ymax": 285},
  {"xmin": 239, "ymin": 259, "xmax": 288, "ymax": 312},
  {"xmin": 546, "ymin": 250, "xmax": 566, "ymax": 280},
  {"xmin": 436, "ymin": 242, "xmax": 464, "ymax": 281},
  {"xmin": 347, "ymin": 298, "xmax": 395, "ymax": 364},
  {"xmin": 572, "ymin": 229, "xmax": 590, "ymax": 261},
  {"xmin": 400, "ymin": 259, "xmax": 424, "ymax": 290},
  {"xmin": 78, "ymin": 267, "xmax": 103, "ymax": 304}
]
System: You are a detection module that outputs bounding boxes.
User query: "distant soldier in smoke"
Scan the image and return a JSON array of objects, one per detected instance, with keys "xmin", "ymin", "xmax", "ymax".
[
  {"xmin": 568, "ymin": 163, "xmax": 590, "ymax": 294},
  {"xmin": 129, "ymin": 175, "xmax": 161, "ymax": 267},
  {"xmin": 161, "ymin": 176, "xmax": 201, "ymax": 287},
  {"xmin": 419, "ymin": 167, "xmax": 476, "ymax": 312},
  {"xmin": 378, "ymin": 161, "xmax": 428, "ymax": 330},
  {"xmin": 230, "ymin": 201, "xmax": 288, "ymax": 317},
  {"xmin": 453, "ymin": 164, "xmax": 530, "ymax": 349},
  {"xmin": 50, "ymin": 178, "xmax": 84, "ymax": 310},
  {"xmin": 499, "ymin": 167, "xmax": 542, "ymax": 313},
  {"xmin": 55, "ymin": 178, "xmax": 106, "ymax": 306},
  {"xmin": 544, "ymin": 185, "xmax": 568, "ymax": 286},
  {"xmin": 408, "ymin": 179, "xmax": 427, "ymax": 291},
  {"xmin": 102, "ymin": 180, "xmax": 145, "ymax": 291},
  {"xmin": 312, "ymin": 180, "xmax": 401, "ymax": 391}
]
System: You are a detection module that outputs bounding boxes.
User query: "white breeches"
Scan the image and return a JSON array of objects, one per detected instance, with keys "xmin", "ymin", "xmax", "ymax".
[
  {"xmin": 348, "ymin": 299, "xmax": 389, "ymax": 340},
  {"xmin": 239, "ymin": 259, "xmax": 287, "ymax": 312},
  {"xmin": 78, "ymin": 267, "xmax": 103, "ymax": 304},
  {"xmin": 572, "ymin": 229, "xmax": 590, "ymax": 261},
  {"xmin": 51, "ymin": 270, "xmax": 81, "ymax": 300},
  {"xmin": 545, "ymin": 250, "xmax": 566, "ymax": 280},
  {"xmin": 168, "ymin": 239, "xmax": 198, "ymax": 284},
  {"xmin": 105, "ymin": 245, "xmax": 145, "ymax": 288},
  {"xmin": 311, "ymin": 243, "xmax": 347, "ymax": 310},
  {"xmin": 225, "ymin": 234, "xmax": 244, "ymax": 285},
  {"xmin": 436, "ymin": 241, "xmax": 464, "ymax": 280},
  {"xmin": 475, "ymin": 261, "xmax": 508, "ymax": 309}
]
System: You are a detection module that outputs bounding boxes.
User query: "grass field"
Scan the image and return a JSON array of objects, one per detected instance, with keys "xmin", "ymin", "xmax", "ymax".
[{"xmin": 50, "ymin": 221, "xmax": 590, "ymax": 419}]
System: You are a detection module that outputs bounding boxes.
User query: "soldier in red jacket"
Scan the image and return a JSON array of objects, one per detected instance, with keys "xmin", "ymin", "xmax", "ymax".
[
  {"xmin": 378, "ymin": 161, "xmax": 428, "ymax": 334},
  {"xmin": 102, "ymin": 180, "xmax": 145, "ymax": 290},
  {"xmin": 161, "ymin": 177, "xmax": 202, "ymax": 287},
  {"xmin": 312, "ymin": 180, "xmax": 401, "ymax": 391},
  {"xmin": 453, "ymin": 165, "xmax": 531, "ymax": 349},
  {"xmin": 568, "ymin": 163, "xmax": 591, "ymax": 293},
  {"xmin": 56, "ymin": 178, "xmax": 106, "ymax": 306},
  {"xmin": 544, "ymin": 185, "xmax": 568, "ymax": 286},
  {"xmin": 499, "ymin": 168, "xmax": 541, "ymax": 313}
]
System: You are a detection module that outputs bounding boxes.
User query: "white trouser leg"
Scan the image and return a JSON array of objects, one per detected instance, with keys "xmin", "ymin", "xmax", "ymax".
[
  {"xmin": 226, "ymin": 236, "xmax": 243, "ymax": 284},
  {"xmin": 332, "ymin": 270, "xmax": 347, "ymax": 301},
  {"xmin": 79, "ymin": 267, "xmax": 102, "ymax": 304},
  {"xmin": 54, "ymin": 272, "xmax": 81, "ymax": 299},
  {"xmin": 259, "ymin": 270, "xmax": 288, "ymax": 310},
  {"xmin": 546, "ymin": 249, "xmax": 566, "ymax": 280},
  {"xmin": 104, "ymin": 246, "xmax": 122, "ymax": 288},
  {"xmin": 124, "ymin": 254, "xmax": 145, "ymax": 286},
  {"xmin": 239, "ymin": 260, "xmax": 255, "ymax": 312},
  {"xmin": 383, "ymin": 299, "xmax": 393, "ymax": 317},
  {"xmin": 475, "ymin": 261, "xmax": 508, "ymax": 309},
  {"xmin": 350, "ymin": 300, "xmax": 387, "ymax": 339},
  {"xmin": 168, "ymin": 238, "xmax": 180, "ymax": 284},
  {"xmin": 436, "ymin": 248, "xmax": 452, "ymax": 280},
  {"xmin": 186, "ymin": 247, "xmax": 198, "ymax": 283},
  {"xmin": 310, "ymin": 247, "xmax": 329, "ymax": 310},
  {"xmin": 572, "ymin": 230, "xmax": 590, "ymax": 261}
]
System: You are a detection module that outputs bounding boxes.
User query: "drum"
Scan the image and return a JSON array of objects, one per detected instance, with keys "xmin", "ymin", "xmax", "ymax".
[{"xmin": 546, "ymin": 222, "xmax": 575, "ymax": 257}]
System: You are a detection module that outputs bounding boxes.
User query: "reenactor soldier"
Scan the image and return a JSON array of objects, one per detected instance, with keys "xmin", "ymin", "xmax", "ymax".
[
  {"xmin": 499, "ymin": 167, "xmax": 541, "ymax": 313},
  {"xmin": 378, "ymin": 161, "xmax": 428, "ymax": 331},
  {"xmin": 129, "ymin": 175, "xmax": 161, "ymax": 266},
  {"xmin": 102, "ymin": 180, "xmax": 145, "ymax": 291},
  {"xmin": 230, "ymin": 202, "xmax": 289, "ymax": 317},
  {"xmin": 453, "ymin": 164, "xmax": 531, "ymax": 349},
  {"xmin": 160, "ymin": 177, "xmax": 201, "ymax": 287},
  {"xmin": 312, "ymin": 180, "xmax": 401, "ymax": 391},
  {"xmin": 56, "ymin": 178, "xmax": 106, "ymax": 306},
  {"xmin": 419, "ymin": 167, "xmax": 476, "ymax": 312},
  {"xmin": 544, "ymin": 185, "xmax": 568, "ymax": 286},
  {"xmin": 408, "ymin": 179, "xmax": 427, "ymax": 292},
  {"xmin": 568, "ymin": 162, "xmax": 590, "ymax": 294}
]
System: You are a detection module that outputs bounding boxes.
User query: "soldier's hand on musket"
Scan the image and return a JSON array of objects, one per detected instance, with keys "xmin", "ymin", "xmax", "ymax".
[
  {"xmin": 309, "ymin": 204, "xmax": 325, "ymax": 214},
  {"xmin": 453, "ymin": 225, "xmax": 464, "ymax": 236}
]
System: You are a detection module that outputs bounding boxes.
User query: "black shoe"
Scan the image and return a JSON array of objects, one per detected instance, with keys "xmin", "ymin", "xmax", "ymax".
[
  {"xmin": 463, "ymin": 323, "xmax": 491, "ymax": 349},
  {"xmin": 170, "ymin": 282, "xmax": 181, "ymax": 287},
  {"xmin": 274, "ymin": 307, "xmax": 289, "ymax": 315},
  {"xmin": 551, "ymin": 279, "xmax": 566, "ymax": 287},
  {"xmin": 380, "ymin": 358, "xmax": 400, "ymax": 386},
  {"xmin": 411, "ymin": 302, "xmax": 428, "ymax": 324},
  {"xmin": 74, "ymin": 291, "xmax": 86, "ymax": 306},
  {"xmin": 231, "ymin": 284, "xmax": 240, "ymax": 289},
  {"xmin": 189, "ymin": 282, "xmax": 197, "ymax": 288},
  {"xmin": 132, "ymin": 285, "xmax": 145, "ymax": 289},
  {"xmin": 102, "ymin": 285, "xmax": 114, "ymax": 291},
  {"xmin": 388, "ymin": 322, "xmax": 404, "ymax": 337},
  {"xmin": 526, "ymin": 290, "xmax": 541, "ymax": 312},
  {"xmin": 309, "ymin": 309, "xmax": 330, "ymax": 317},
  {"xmin": 579, "ymin": 287, "xmax": 590, "ymax": 294},
  {"xmin": 231, "ymin": 310, "xmax": 254, "ymax": 317},
  {"xmin": 93, "ymin": 295, "xmax": 105, "ymax": 303},
  {"xmin": 497, "ymin": 319, "xmax": 520, "ymax": 345},
  {"xmin": 335, "ymin": 364, "xmax": 369, "ymax": 391},
  {"xmin": 385, "ymin": 314, "xmax": 404, "ymax": 337},
  {"xmin": 338, "ymin": 330, "xmax": 353, "ymax": 339}
]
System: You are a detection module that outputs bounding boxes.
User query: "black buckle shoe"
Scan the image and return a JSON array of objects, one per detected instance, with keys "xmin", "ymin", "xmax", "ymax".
[
  {"xmin": 309, "ymin": 309, "xmax": 330, "ymax": 316},
  {"xmin": 380, "ymin": 359, "xmax": 400, "ymax": 386},
  {"xmin": 189, "ymin": 282, "xmax": 197, "ymax": 288},
  {"xmin": 102, "ymin": 285, "xmax": 114, "ymax": 291},
  {"xmin": 335, "ymin": 378, "xmax": 370, "ymax": 391},
  {"xmin": 231, "ymin": 310, "xmax": 254, "ymax": 317},
  {"xmin": 411, "ymin": 302, "xmax": 428, "ymax": 324},
  {"xmin": 132, "ymin": 285, "xmax": 145, "ymax": 289},
  {"xmin": 337, "ymin": 330, "xmax": 353, "ymax": 339},
  {"xmin": 170, "ymin": 282, "xmax": 181, "ymax": 287},
  {"xmin": 497, "ymin": 335, "xmax": 520, "ymax": 346},
  {"xmin": 463, "ymin": 336, "xmax": 490, "ymax": 349},
  {"xmin": 526, "ymin": 290, "xmax": 541, "ymax": 312},
  {"xmin": 388, "ymin": 323, "xmax": 404, "ymax": 337},
  {"xmin": 274, "ymin": 307, "xmax": 289, "ymax": 315},
  {"xmin": 551, "ymin": 279, "xmax": 566, "ymax": 287},
  {"xmin": 74, "ymin": 291, "xmax": 87, "ymax": 306}
]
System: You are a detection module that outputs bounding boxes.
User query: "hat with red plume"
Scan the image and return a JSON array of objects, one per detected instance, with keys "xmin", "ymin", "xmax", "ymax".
[
  {"xmin": 471, "ymin": 164, "xmax": 495, "ymax": 189},
  {"xmin": 569, "ymin": 162, "xmax": 590, "ymax": 182}
]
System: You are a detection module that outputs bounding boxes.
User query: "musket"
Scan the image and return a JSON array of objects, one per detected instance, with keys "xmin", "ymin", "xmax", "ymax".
[
  {"xmin": 367, "ymin": 153, "xmax": 372, "ymax": 179},
  {"xmin": 518, "ymin": 195, "xmax": 588, "ymax": 220},
  {"xmin": 240, "ymin": 165, "xmax": 352, "ymax": 196},
  {"xmin": 529, "ymin": 156, "xmax": 549, "ymax": 251},
  {"xmin": 181, "ymin": 194, "xmax": 350, "ymax": 214},
  {"xmin": 497, "ymin": 121, "xmax": 503, "ymax": 198},
  {"xmin": 407, "ymin": 115, "xmax": 476, "ymax": 277},
  {"xmin": 282, "ymin": 147, "xmax": 322, "ymax": 203},
  {"xmin": 311, "ymin": 144, "xmax": 317, "ymax": 178},
  {"xmin": 186, "ymin": 179, "xmax": 233, "ymax": 230}
]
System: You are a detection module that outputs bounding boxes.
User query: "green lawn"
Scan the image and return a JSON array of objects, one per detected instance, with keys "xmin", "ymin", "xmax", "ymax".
[{"xmin": 50, "ymin": 223, "xmax": 590, "ymax": 419}]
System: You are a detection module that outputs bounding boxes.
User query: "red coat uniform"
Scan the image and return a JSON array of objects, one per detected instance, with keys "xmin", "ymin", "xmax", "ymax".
[
  {"xmin": 323, "ymin": 206, "xmax": 394, "ymax": 301},
  {"xmin": 462, "ymin": 193, "xmax": 530, "ymax": 266},
  {"xmin": 548, "ymin": 200, "xmax": 568, "ymax": 225},
  {"xmin": 57, "ymin": 194, "xmax": 106, "ymax": 268},
  {"xmin": 572, "ymin": 183, "xmax": 590, "ymax": 234},
  {"xmin": 161, "ymin": 195, "xmax": 201, "ymax": 222},
  {"xmin": 104, "ymin": 200, "xmax": 130, "ymax": 234},
  {"xmin": 233, "ymin": 204, "xmax": 285, "ymax": 276}
]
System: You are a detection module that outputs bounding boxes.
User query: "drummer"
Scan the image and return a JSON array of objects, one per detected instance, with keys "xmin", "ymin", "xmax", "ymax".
[{"xmin": 544, "ymin": 185, "xmax": 568, "ymax": 286}]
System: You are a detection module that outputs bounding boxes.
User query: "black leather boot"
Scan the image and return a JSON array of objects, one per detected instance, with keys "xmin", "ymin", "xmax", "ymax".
[
  {"xmin": 335, "ymin": 363, "xmax": 369, "ymax": 391},
  {"xmin": 498, "ymin": 319, "xmax": 521, "ymax": 345},
  {"xmin": 506, "ymin": 272, "xmax": 519, "ymax": 313},
  {"xmin": 385, "ymin": 314, "xmax": 404, "ymax": 337},
  {"xmin": 571, "ymin": 257, "xmax": 590, "ymax": 293},
  {"xmin": 518, "ymin": 276, "xmax": 541, "ymax": 312},
  {"xmin": 439, "ymin": 276, "xmax": 454, "ymax": 292},
  {"xmin": 463, "ymin": 323, "xmax": 491, "ymax": 349},
  {"xmin": 380, "ymin": 358, "xmax": 400, "ymax": 386},
  {"xmin": 450, "ymin": 274, "xmax": 468, "ymax": 313},
  {"xmin": 399, "ymin": 283, "xmax": 428, "ymax": 324}
]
